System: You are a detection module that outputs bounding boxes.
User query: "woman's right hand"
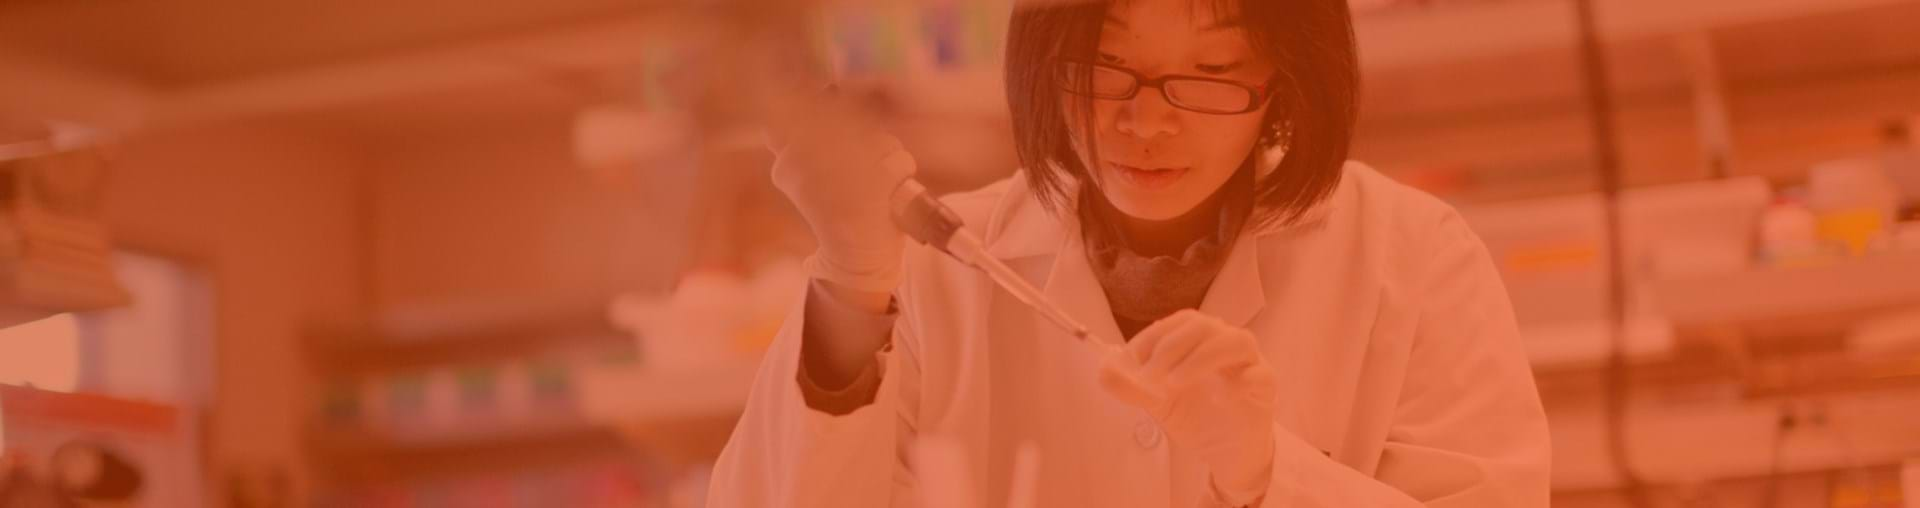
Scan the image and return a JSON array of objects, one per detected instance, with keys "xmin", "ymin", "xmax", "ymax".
[
  {"xmin": 764, "ymin": 88, "xmax": 918, "ymax": 305},
  {"xmin": 766, "ymin": 90, "xmax": 915, "ymax": 384}
]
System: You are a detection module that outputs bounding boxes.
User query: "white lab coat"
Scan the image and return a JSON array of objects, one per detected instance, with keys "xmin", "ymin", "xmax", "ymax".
[{"xmin": 709, "ymin": 162, "xmax": 1551, "ymax": 507}]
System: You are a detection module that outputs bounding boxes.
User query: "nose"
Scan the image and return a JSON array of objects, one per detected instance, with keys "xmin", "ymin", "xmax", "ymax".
[{"xmin": 1113, "ymin": 86, "xmax": 1180, "ymax": 140}]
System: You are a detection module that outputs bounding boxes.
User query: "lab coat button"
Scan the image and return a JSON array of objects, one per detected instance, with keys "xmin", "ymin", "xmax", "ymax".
[{"xmin": 1133, "ymin": 421, "xmax": 1162, "ymax": 448}]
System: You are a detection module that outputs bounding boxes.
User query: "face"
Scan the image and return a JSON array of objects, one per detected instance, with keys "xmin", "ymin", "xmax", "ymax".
[{"xmin": 1066, "ymin": 0, "xmax": 1275, "ymax": 221}]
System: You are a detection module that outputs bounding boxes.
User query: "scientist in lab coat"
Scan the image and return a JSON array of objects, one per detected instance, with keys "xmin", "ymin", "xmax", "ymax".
[{"xmin": 711, "ymin": 0, "xmax": 1551, "ymax": 506}]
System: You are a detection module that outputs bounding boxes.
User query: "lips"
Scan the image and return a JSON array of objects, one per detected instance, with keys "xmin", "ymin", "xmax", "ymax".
[{"xmin": 1107, "ymin": 162, "xmax": 1189, "ymax": 190}]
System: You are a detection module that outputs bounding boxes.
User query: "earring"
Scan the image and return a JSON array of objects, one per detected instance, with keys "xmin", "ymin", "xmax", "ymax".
[{"xmin": 1260, "ymin": 122, "xmax": 1285, "ymax": 147}]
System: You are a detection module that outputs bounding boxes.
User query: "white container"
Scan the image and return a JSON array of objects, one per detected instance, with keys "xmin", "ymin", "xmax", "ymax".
[
  {"xmin": 1810, "ymin": 158, "xmax": 1901, "ymax": 215},
  {"xmin": 1757, "ymin": 199, "xmax": 1822, "ymax": 265},
  {"xmin": 1807, "ymin": 158, "xmax": 1900, "ymax": 254},
  {"xmin": 1896, "ymin": 222, "xmax": 1920, "ymax": 252}
]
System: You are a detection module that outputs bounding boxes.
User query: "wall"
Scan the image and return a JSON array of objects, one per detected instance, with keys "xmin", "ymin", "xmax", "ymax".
[
  {"xmin": 101, "ymin": 122, "xmax": 367, "ymax": 504},
  {"xmin": 367, "ymin": 124, "xmax": 697, "ymax": 311}
]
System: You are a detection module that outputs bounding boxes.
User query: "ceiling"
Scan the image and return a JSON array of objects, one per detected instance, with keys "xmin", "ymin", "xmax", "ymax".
[
  {"xmin": 0, "ymin": 0, "xmax": 656, "ymax": 88},
  {"xmin": 0, "ymin": 0, "xmax": 1915, "ymax": 155}
]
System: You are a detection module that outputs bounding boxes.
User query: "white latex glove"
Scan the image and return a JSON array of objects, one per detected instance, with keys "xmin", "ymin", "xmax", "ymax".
[
  {"xmin": 1098, "ymin": 309, "xmax": 1279, "ymax": 506},
  {"xmin": 763, "ymin": 88, "xmax": 918, "ymax": 293}
]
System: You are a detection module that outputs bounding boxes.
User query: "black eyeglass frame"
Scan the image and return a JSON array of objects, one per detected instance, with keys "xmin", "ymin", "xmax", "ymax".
[{"xmin": 1053, "ymin": 60, "xmax": 1279, "ymax": 115}]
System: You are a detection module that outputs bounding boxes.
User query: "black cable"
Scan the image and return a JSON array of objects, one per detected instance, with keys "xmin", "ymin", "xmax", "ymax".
[
  {"xmin": 1567, "ymin": 0, "xmax": 1651, "ymax": 505},
  {"xmin": 1759, "ymin": 406, "xmax": 1796, "ymax": 508}
]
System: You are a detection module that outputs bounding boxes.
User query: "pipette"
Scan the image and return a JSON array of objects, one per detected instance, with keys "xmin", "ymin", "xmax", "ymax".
[
  {"xmin": 888, "ymin": 173, "xmax": 1120, "ymax": 353},
  {"xmin": 888, "ymin": 173, "xmax": 1162, "ymax": 409}
]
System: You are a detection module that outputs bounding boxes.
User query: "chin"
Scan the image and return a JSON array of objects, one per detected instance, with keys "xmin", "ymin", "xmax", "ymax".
[{"xmin": 1103, "ymin": 193, "xmax": 1201, "ymax": 221}]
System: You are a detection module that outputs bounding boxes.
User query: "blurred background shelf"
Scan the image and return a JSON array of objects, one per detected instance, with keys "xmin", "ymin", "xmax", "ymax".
[
  {"xmin": 303, "ymin": 300, "xmax": 630, "ymax": 376},
  {"xmin": 576, "ymin": 359, "xmax": 761, "ymax": 466},
  {"xmin": 309, "ymin": 416, "xmax": 625, "ymax": 485},
  {"xmin": 1520, "ymin": 318, "xmax": 1676, "ymax": 371},
  {"xmin": 1650, "ymin": 250, "xmax": 1920, "ymax": 341},
  {"xmin": 297, "ymin": 297, "xmax": 656, "ymax": 491},
  {"xmin": 1546, "ymin": 379, "xmax": 1920, "ymax": 493}
]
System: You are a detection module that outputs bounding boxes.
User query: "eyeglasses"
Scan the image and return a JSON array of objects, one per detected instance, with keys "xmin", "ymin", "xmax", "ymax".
[{"xmin": 1053, "ymin": 60, "xmax": 1274, "ymax": 115}]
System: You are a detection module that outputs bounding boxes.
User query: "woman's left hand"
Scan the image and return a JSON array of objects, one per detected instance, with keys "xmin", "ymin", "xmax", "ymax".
[{"xmin": 1098, "ymin": 309, "xmax": 1278, "ymax": 506}]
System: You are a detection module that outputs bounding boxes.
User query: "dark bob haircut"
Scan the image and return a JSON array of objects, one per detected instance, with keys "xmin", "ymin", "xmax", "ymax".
[{"xmin": 1004, "ymin": 0, "xmax": 1359, "ymax": 229}]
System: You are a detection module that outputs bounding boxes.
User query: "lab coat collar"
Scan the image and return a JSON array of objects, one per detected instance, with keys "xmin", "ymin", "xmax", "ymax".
[
  {"xmin": 980, "ymin": 160, "xmax": 1350, "ymax": 336},
  {"xmin": 981, "ymin": 156, "xmax": 1345, "ymax": 260}
]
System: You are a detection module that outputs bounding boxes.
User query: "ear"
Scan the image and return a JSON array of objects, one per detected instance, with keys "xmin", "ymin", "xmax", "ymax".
[
  {"xmin": 1255, "ymin": 118, "xmax": 1289, "ymax": 183},
  {"xmin": 1255, "ymin": 141, "xmax": 1286, "ymax": 183}
]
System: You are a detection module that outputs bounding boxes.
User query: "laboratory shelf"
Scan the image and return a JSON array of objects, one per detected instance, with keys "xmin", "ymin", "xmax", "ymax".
[
  {"xmin": 575, "ymin": 358, "xmax": 763, "ymax": 465},
  {"xmin": 308, "ymin": 415, "xmax": 624, "ymax": 484},
  {"xmin": 303, "ymin": 303, "xmax": 630, "ymax": 376},
  {"xmin": 1648, "ymin": 250, "xmax": 1920, "ymax": 340}
]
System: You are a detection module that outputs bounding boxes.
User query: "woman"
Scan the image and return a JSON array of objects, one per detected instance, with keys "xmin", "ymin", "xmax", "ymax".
[{"xmin": 714, "ymin": 0, "xmax": 1550, "ymax": 506}]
